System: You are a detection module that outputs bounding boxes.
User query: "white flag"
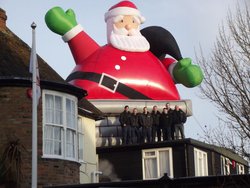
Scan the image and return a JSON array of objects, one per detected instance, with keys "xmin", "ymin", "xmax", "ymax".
[{"xmin": 29, "ymin": 23, "xmax": 41, "ymax": 105}]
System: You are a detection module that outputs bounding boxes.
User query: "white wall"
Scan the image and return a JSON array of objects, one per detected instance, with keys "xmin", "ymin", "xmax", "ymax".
[{"xmin": 79, "ymin": 116, "xmax": 99, "ymax": 183}]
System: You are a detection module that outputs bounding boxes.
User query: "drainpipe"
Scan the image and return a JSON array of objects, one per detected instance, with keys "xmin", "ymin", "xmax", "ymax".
[{"xmin": 184, "ymin": 143, "xmax": 189, "ymax": 176}]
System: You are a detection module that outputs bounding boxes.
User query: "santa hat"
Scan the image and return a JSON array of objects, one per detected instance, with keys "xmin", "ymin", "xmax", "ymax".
[{"xmin": 105, "ymin": 1, "xmax": 145, "ymax": 23}]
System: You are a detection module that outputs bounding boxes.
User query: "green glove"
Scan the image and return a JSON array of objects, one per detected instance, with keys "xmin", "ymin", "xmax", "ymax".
[
  {"xmin": 45, "ymin": 7, "xmax": 78, "ymax": 36},
  {"xmin": 173, "ymin": 58, "xmax": 204, "ymax": 88}
]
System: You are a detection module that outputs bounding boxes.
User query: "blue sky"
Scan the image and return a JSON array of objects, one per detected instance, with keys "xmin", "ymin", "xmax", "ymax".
[{"xmin": 0, "ymin": 0, "xmax": 244, "ymax": 139}]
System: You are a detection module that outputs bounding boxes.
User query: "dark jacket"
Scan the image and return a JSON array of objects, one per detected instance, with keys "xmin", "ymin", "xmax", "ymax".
[
  {"xmin": 130, "ymin": 113, "xmax": 140, "ymax": 127},
  {"xmin": 173, "ymin": 109, "xmax": 187, "ymax": 124},
  {"xmin": 139, "ymin": 112, "xmax": 153, "ymax": 128},
  {"xmin": 160, "ymin": 112, "xmax": 172, "ymax": 128},
  {"xmin": 151, "ymin": 110, "xmax": 161, "ymax": 126},
  {"xmin": 119, "ymin": 111, "xmax": 131, "ymax": 127}
]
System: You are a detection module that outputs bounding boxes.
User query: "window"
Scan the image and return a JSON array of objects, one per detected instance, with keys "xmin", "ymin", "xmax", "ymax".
[
  {"xmin": 236, "ymin": 163, "xmax": 245, "ymax": 175},
  {"xmin": 142, "ymin": 148, "xmax": 173, "ymax": 179},
  {"xmin": 43, "ymin": 90, "xmax": 79, "ymax": 161},
  {"xmin": 194, "ymin": 148, "xmax": 208, "ymax": 176},
  {"xmin": 220, "ymin": 156, "xmax": 231, "ymax": 175},
  {"xmin": 78, "ymin": 117, "xmax": 84, "ymax": 162}
]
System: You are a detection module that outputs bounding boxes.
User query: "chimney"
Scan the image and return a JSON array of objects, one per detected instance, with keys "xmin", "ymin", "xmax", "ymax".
[{"xmin": 0, "ymin": 8, "xmax": 7, "ymax": 29}]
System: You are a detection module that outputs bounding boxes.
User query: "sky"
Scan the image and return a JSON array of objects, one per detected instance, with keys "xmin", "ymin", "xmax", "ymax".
[{"xmin": 0, "ymin": 0, "xmax": 245, "ymax": 139}]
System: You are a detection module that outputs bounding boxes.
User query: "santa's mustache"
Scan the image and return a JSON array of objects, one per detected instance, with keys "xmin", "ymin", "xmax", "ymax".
[{"xmin": 113, "ymin": 25, "xmax": 141, "ymax": 36}]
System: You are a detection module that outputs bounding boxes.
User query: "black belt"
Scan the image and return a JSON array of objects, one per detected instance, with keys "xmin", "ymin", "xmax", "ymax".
[{"xmin": 66, "ymin": 71, "xmax": 151, "ymax": 99}]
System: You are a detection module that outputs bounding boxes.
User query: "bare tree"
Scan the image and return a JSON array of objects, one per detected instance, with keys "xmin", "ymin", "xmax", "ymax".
[{"xmin": 197, "ymin": 3, "xmax": 250, "ymax": 161}]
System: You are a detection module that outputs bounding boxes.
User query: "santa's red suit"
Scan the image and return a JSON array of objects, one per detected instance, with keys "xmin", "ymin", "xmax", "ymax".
[{"xmin": 64, "ymin": 26, "xmax": 180, "ymax": 100}]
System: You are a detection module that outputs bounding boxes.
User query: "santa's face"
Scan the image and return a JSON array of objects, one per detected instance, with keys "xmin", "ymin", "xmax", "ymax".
[
  {"xmin": 114, "ymin": 15, "xmax": 140, "ymax": 32},
  {"xmin": 106, "ymin": 15, "xmax": 150, "ymax": 52}
]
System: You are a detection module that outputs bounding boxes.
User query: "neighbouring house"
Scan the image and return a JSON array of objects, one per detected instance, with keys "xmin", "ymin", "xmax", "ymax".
[
  {"xmin": 97, "ymin": 138, "xmax": 248, "ymax": 182},
  {"xmin": 91, "ymin": 101, "xmax": 248, "ymax": 183},
  {"xmin": 0, "ymin": 8, "xmax": 102, "ymax": 188}
]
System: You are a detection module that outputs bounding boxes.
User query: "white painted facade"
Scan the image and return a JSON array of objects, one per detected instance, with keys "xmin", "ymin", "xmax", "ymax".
[{"xmin": 78, "ymin": 116, "xmax": 99, "ymax": 183}]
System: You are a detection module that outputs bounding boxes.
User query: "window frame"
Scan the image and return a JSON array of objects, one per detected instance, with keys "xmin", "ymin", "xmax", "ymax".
[
  {"xmin": 142, "ymin": 147, "xmax": 173, "ymax": 179},
  {"xmin": 220, "ymin": 156, "xmax": 231, "ymax": 175},
  {"xmin": 194, "ymin": 148, "xmax": 208, "ymax": 176},
  {"xmin": 236, "ymin": 163, "xmax": 245, "ymax": 175},
  {"xmin": 42, "ymin": 90, "xmax": 79, "ymax": 162}
]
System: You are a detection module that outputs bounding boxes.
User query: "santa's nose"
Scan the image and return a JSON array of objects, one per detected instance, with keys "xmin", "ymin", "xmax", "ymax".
[{"xmin": 125, "ymin": 24, "xmax": 132, "ymax": 30}]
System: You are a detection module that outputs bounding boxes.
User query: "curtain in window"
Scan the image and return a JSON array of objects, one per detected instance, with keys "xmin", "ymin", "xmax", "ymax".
[
  {"xmin": 66, "ymin": 99, "xmax": 76, "ymax": 129},
  {"xmin": 78, "ymin": 117, "xmax": 84, "ymax": 161},
  {"xmin": 202, "ymin": 153, "xmax": 208, "ymax": 175},
  {"xmin": 194, "ymin": 150, "xmax": 199, "ymax": 176},
  {"xmin": 66, "ymin": 129, "xmax": 75, "ymax": 158},
  {"xmin": 45, "ymin": 94, "xmax": 62, "ymax": 124},
  {"xmin": 45, "ymin": 94, "xmax": 54, "ymax": 123},
  {"xmin": 44, "ymin": 125, "xmax": 62, "ymax": 155},
  {"xmin": 54, "ymin": 126, "xmax": 62, "ymax": 155},
  {"xmin": 159, "ymin": 150, "xmax": 170, "ymax": 177},
  {"xmin": 55, "ymin": 96, "xmax": 62, "ymax": 124},
  {"xmin": 44, "ymin": 92, "xmax": 78, "ymax": 160},
  {"xmin": 78, "ymin": 133, "xmax": 84, "ymax": 161},
  {"xmin": 144, "ymin": 158, "xmax": 157, "ymax": 179},
  {"xmin": 194, "ymin": 149, "xmax": 208, "ymax": 176},
  {"xmin": 44, "ymin": 125, "xmax": 53, "ymax": 154}
]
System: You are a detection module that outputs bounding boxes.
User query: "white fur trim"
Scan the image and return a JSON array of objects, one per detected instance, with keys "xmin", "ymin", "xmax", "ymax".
[
  {"xmin": 105, "ymin": 7, "xmax": 145, "ymax": 23},
  {"xmin": 62, "ymin": 24, "xmax": 83, "ymax": 42},
  {"xmin": 168, "ymin": 62, "xmax": 178, "ymax": 83}
]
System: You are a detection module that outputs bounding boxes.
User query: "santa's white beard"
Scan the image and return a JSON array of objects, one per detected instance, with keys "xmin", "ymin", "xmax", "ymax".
[{"xmin": 108, "ymin": 25, "xmax": 150, "ymax": 52}]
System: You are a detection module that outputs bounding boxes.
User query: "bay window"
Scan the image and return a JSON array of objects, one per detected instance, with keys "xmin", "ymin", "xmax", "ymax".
[{"xmin": 43, "ymin": 90, "xmax": 78, "ymax": 161}]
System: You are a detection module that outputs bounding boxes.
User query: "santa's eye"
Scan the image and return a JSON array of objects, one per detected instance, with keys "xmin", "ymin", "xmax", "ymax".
[
  {"xmin": 120, "ymin": 19, "xmax": 124, "ymax": 23},
  {"xmin": 132, "ymin": 19, "xmax": 135, "ymax": 23}
]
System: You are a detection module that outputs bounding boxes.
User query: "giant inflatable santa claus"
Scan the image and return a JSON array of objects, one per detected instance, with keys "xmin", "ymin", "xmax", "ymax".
[{"xmin": 45, "ymin": 1, "xmax": 203, "ymax": 100}]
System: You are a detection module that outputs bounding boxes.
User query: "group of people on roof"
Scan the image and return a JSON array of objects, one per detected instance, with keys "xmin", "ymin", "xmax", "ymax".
[{"xmin": 119, "ymin": 103, "xmax": 187, "ymax": 145}]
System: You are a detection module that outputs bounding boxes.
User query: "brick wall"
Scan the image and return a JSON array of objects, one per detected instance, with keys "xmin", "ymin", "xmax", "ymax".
[{"xmin": 0, "ymin": 86, "xmax": 79, "ymax": 188}]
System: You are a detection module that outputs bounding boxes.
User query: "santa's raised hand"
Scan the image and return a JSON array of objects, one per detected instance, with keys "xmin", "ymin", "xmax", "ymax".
[{"xmin": 45, "ymin": 7, "xmax": 77, "ymax": 36}]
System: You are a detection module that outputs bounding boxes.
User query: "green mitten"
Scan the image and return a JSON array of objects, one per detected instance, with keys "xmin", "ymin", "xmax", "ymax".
[
  {"xmin": 45, "ymin": 7, "xmax": 78, "ymax": 36},
  {"xmin": 173, "ymin": 58, "xmax": 204, "ymax": 88}
]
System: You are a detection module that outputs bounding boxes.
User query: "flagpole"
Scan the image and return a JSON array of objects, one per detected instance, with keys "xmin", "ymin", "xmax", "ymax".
[{"xmin": 31, "ymin": 22, "xmax": 38, "ymax": 188}]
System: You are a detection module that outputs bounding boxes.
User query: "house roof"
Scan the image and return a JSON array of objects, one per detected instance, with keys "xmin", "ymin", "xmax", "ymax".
[
  {"xmin": 0, "ymin": 8, "xmax": 65, "ymax": 83},
  {"xmin": 0, "ymin": 8, "xmax": 103, "ymax": 118},
  {"xmin": 78, "ymin": 98, "xmax": 104, "ymax": 120},
  {"xmin": 0, "ymin": 22, "xmax": 87, "ymax": 98},
  {"xmin": 0, "ymin": 8, "xmax": 88, "ymax": 98}
]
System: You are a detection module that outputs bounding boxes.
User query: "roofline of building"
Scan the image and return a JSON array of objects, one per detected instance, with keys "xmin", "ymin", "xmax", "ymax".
[
  {"xmin": 0, "ymin": 77, "xmax": 87, "ymax": 99},
  {"xmin": 78, "ymin": 107, "xmax": 104, "ymax": 121},
  {"xmin": 97, "ymin": 138, "xmax": 249, "ymax": 166},
  {"xmin": 0, "ymin": 77, "xmax": 106, "ymax": 120}
]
